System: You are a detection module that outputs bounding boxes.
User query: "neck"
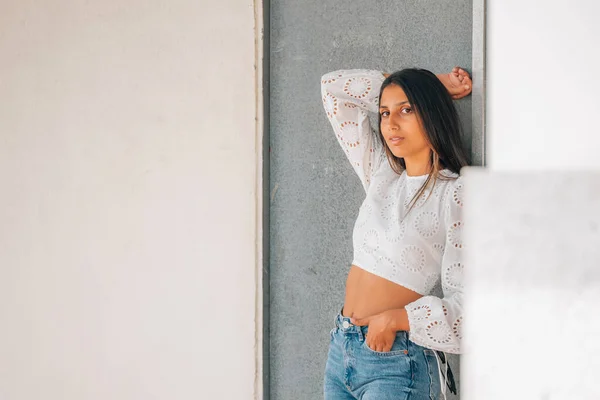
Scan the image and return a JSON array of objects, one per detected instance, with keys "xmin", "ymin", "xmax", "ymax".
[{"xmin": 404, "ymin": 153, "xmax": 432, "ymax": 177}]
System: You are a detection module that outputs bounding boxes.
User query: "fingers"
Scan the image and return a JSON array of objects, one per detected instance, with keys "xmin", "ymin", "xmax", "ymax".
[
  {"xmin": 456, "ymin": 67, "xmax": 470, "ymax": 79},
  {"xmin": 366, "ymin": 337, "xmax": 393, "ymax": 352},
  {"xmin": 454, "ymin": 67, "xmax": 472, "ymax": 89},
  {"xmin": 463, "ymin": 76, "xmax": 472, "ymax": 90},
  {"xmin": 365, "ymin": 331, "xmax": 395, "ymax": 352},
  {"xmin": 448, "ymin": 72, "xmax": 462, "ymax": 88},
  {"xmin": 452, "ymin": 66, "xmax": 471, "ymax": 80},
  {"xmin": 449, "ymin": 72, "xmax": 472, "ymax": 100},
  {"xmin": 447, "ymin": 73, "xmax": 470, "ymax": 97},
  {"xmin": 379, "ymin": 343, "xmax": 392, "ymax": 352}
]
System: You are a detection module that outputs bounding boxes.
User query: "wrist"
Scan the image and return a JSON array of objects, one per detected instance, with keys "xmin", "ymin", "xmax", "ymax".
[
  {"xmin": 389, "ymin": 308, "xmax": 409, "ymax": 332},
  {"xmin": 436, "ymin": 72, "xmax": 450, "ymax": 89}
]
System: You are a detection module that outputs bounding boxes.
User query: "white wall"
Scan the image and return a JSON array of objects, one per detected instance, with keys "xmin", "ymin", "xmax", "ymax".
[
  {"xmin": 486, "ymin": 0, "xmax": 600, "ymax": 170},
  {"xmin": 0, "ymin": 1, "xmax": 262, "ymax": 399},
  {"xmin": 463, "ymin": 1, "xmax": 600, "ymax": 399}
]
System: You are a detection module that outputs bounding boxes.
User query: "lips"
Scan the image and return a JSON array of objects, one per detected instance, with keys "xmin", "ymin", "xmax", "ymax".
[{"xmin": 388, "ymin": 136, "xmax": 405, "ymax": 145}]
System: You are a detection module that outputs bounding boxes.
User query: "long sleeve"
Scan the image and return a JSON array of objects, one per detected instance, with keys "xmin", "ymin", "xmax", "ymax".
[
  {"xmin": 404, "ymin": 177, "xmax": 465, "ymax": 354},
  {"xmin": 320, "ymin": 69, "xmax": 386, "ymax": 191}
]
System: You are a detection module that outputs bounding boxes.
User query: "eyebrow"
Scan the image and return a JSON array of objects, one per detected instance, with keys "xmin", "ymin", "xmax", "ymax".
[{"xmin": 379, "ymin": 101, "xmax": 410, "ymax": 108}]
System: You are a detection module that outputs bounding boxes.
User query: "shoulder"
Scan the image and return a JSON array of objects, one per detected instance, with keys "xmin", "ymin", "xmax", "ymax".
[
  {"xmin": 438, "ymin": 172, "xmax": 464, "ymax": 217},
  {"xmin": 438, "ymin": 170, "xmax": 463, "ymax": 190},
  {"xmin": 446, "ymin": 175, "xmax": 464, "ymax": 195},
  {"xmin": 438, "ymin": 169, "xmax": 460, "ymax": 180}
]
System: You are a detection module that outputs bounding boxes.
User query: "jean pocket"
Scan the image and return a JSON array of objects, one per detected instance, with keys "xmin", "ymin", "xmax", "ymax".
[{"xmin": 362, "ymin": 333, "xmax": 410, "ymax": 357}]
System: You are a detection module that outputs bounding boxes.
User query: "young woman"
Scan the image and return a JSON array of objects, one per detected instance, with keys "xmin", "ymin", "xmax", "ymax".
[{"xmin": 320, "ymin": 67, "xmax": 472, "ymax": 400}]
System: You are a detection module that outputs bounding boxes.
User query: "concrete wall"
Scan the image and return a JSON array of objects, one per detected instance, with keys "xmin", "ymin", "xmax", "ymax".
[
  {"xmin": 269, "ymin": 1, "xmax": 473, "ymax": 398},
  {"xmin": 463, "ymin": 0, "xmax": 600, "ymax": 398},
  {"xmin": 0, "ymin": 1, "xmax": 262, "ymax": 399}
]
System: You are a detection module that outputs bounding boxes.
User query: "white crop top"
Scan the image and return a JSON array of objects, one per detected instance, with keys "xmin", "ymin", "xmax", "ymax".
[{"xmin": 321, "ymin": 69, "xmax": 464, "ymax": 354}]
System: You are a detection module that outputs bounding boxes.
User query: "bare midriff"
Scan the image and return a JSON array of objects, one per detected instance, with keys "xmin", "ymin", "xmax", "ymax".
[{"xmin": 342, "ymin": 265, "xmax": 424, "ymax": 319}]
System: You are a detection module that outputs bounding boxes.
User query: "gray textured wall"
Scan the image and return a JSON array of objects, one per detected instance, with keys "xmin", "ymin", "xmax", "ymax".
[{"xmin": 269, "ymin": 1, "xmax": 473, "ymax": 399}]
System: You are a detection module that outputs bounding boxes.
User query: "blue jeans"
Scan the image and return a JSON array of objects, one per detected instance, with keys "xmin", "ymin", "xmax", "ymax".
[{"xmin": 324, "ymin": 312, "xmax": 442, "ymax": 399}]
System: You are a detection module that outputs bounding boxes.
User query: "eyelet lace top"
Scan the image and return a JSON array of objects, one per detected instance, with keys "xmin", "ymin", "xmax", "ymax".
[{"xmin": 321, "ymin": 69, "xmax": 464, "ymax": 354}]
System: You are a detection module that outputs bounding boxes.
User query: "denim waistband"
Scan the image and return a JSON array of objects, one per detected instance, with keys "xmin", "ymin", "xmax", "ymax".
[{"xmin": 334, "ymin": 313, "xmax": 363, "ymax": 331}]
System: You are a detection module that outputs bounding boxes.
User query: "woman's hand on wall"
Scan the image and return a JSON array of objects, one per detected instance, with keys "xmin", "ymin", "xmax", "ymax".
[{"xmin": 437, "ymin": 67, "xmax": 472, "ymax": 99}]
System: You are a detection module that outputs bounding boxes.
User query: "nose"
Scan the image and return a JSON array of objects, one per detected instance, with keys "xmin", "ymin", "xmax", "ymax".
[{"xmin": 388, "ymin": 114, "xmax": 400, "ymax": 130}]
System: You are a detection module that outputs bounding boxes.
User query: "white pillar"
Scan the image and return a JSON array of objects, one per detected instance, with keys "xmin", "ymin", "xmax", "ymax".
[
  {"xmin": 0, "ymin": 1, "xmax": 263, "ymax": 399},
  {"xmin": 464, "ymin": 1, "xmax": 600, "ymax": 398},
  {"xmin": 463, "ymin": 170, "xmax": 600, "ymax": 399}
]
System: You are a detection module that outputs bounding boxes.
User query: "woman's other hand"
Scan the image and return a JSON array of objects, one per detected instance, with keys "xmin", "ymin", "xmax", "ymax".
[
  {"xmin": 351, "ymin": 308, "xmax": 409, "ymax": 352},
  {"xmin": 437, "ymin": 66, "xmax": 472, "ymax": 99}
]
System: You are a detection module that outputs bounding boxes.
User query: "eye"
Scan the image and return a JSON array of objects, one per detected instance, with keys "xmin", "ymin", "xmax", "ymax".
[
  {"xmin": 380, "ymin": 111, "xmax": 390, "ymax": 117},
  {"xmin": 401, "ymin": 107, "xmax": 412, "ymax": 114}
]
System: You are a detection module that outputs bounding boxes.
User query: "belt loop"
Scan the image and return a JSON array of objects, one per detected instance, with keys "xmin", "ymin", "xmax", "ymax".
[{"xmin": 336, "ymin": 306, "xmax": 342, "ymax": 329}]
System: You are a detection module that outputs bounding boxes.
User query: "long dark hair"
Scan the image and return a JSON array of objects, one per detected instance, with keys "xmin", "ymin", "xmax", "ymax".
[{"xmin": 377, "ymin": 68, "xmax": 469, "ymax": 208}]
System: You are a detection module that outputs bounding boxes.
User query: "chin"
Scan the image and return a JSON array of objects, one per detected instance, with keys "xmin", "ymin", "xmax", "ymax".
[{"xmin": 389, "ymin": 149, "xmax": 407, "ymax": 158}]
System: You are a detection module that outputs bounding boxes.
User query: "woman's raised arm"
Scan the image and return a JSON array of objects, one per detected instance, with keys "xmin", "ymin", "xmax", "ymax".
[{"xmin": 321, "ymin": 69, "xmax": 386, "ymax": 192}]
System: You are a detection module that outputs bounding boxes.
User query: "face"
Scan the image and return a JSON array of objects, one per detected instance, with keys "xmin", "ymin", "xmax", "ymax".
[{"xmin": 379, "ymin": 84, "xmax": 431, "ymax": 160}]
